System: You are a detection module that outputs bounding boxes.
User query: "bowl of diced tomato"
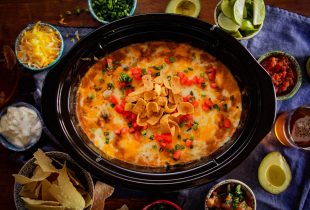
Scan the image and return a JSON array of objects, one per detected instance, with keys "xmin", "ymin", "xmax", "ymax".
[{"xmin": 258, "ymin": 51, "xmax": 302, "ymax": 100}]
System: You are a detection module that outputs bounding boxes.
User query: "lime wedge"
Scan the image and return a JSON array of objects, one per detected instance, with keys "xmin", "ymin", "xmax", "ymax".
[
  {"xmin": 240, "ymin": 19, "xmax": 254, "ymax": 30},
  {"xmin": 253, "ymin": 0, "xmax": 265, "ymax": 25},
  {"xmin": 243, "ymin": 5, "xmax": 247, "ymax": 18},
  {"xmin": 221, "ymin": 0, "xmax": 233, "ymax": 19},
  {"xmin": 218, "ymin": 12, "xmax": 240, "ymax": 32},
  {"xmin": 233, "ymin": 0, "xmax": 245, "ymax": 25},
  {"xmin": 231, "ymin": 30, "xmax": 243, "ymax": 38},
  {"xmin": 306, "ymin": 57, "xmax": 310, "ymax": 78}
]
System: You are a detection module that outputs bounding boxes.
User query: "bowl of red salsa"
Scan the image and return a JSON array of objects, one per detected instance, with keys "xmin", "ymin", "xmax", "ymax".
[
  {"xmin": 205, "ymin": 179, "xmax": 256, "ymax": 210},
  {"xmin": 258, "ymin": 51, "xmax": 302, "ymax": 100},
  {"xmin": 142, "ymin": 200, "xmax": 182, "ymax": 210}
]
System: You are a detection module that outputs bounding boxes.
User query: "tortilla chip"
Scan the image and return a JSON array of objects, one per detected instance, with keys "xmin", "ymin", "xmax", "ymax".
[
  {"xmin": 117, "ymin": 204, "xmax": 129, "ymax": 210},
  {"xmin": 137, "ymin": 114, "xmax": 148, "ymax": 126},
  {"xmin": 132, "ymin": 98, "xmax": 147, "ymax": 114},
  {"xmin": 21, "ymin": 197, "xmax": 60, "ymax": 207},
  {"xmin": 41, "ymin": 179, "xmax": 57, "ymax": 201},
  {"xmin": 170, "ymin": 76, "xmax": 181, "ymax": 94},
  {"xmin": 25, "ymin": 205, "xmax": 65, "ymax": 210},
  {"xmin": 90, "ymin": 181, "xmax": 114, "ymax": 210},
  {"xmin": 154, "ymin": 84, "xmax": 161, "ymax": 96},
  {"xmin": 177, "ymin": 102, "xmax": 194, "ymax": 114},
  {"xmin": 13, "ymin": 165, "xmax": 51, "ymax": 185},
  {"xmin": 147, "ymin": 109, "xmax": 164, "ymax": 125},
  {"xmin": 48, "ymin": 164, "xmax": 85, "ymax": 210},
  {"xmin": 33, "ymin": 149, "xmax": 57, "ymax": 173},
  {"xmin": 19, "ymin": 182, "xmax": 41, "ymax": 199}
]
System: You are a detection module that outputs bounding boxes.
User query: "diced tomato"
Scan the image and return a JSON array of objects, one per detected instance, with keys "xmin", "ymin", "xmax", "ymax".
[
  {"xmin": 114, "ymin": 129, "xmax": 121, "ymax": 135},
  {"xmin": 210, "ymin": 82, "xmax": 217, "ymax": 89},
  {"xmin": 183, "ymin": 95, "xmax": 192, "ymax": 102},
  {"xmin": 185, "ymin": 140, "xmax": 192, "ymax": 147},
  {"xmin": 130, "ymin": 67, "xmax": 142, "ymax": 80},
  {"xmin": 120, "ymin": 127, "xmax": 127, "ymax": 134},
  {"xmin": 206, "ymin": 67, "xmax": 216, "ymax": 81},
  {"xmin": 179, "ymin": 114, "xmax": 194, "ymax": 127},
  {"xmin": 129, "ymin": 128, "xmax": 135, "ymax": 133},
  {"xmin": 134, "ymin": 131, "xmax": 141, "ymax": 140},
  {"xmin": 118, "ymin": 82, "xmax": 127, "ymax": 88},
  {"xmin": 109, "ymin": 94, "xmax": 118, "ymax": 105},
  {"xmin": 160, "ymin": 142, "xmax": 167, "ymax": 148},
  {"xmin": 165, "ymin": 58, "xmax": 171, "ymax": 64},
  {"xmin": 191, "ymin": 100, "xmax": 199, "ymax": 107},
  {"xmin": 173, "ymin": 150, "xmax": 181, "ymax": 160},
  {"xmin": 177, "ymin": 72, "xmax": 185, "ymax": 79},
  {"xmin": 125, "ymin": 89, "xmax": 134, "ymax": 96},
  {"xmin": 107, "ymin": 58, "xmax": 113, "ymax": 68},
  {"xmin": 223, "ymin": 118, "xmax": 232, "ymax": 128},
  {"xmin": 194, "ymin": 76, "xmax": 204, "ymax": 84},
  {"xmin": 114, "ymin": 104, "xmax": 124, "ymax": 114},
  {"xmin": 155, "ymin": 133, "xmax": 173, "ymax": 144}
]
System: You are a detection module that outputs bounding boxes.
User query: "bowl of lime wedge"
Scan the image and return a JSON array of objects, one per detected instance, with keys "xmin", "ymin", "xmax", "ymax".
[{"xmin": 214, "ymin": 0, "xmax": 265, "ymax": 40}]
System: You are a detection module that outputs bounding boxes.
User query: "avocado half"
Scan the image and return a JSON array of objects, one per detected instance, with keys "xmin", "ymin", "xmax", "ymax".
[
  {"xmin": 165, "ymin": 0, "xmax": 201, "ymax": 18},
  {"xmin": 258, "ymin": 151, "xmax": 292, "ymax": 194}
]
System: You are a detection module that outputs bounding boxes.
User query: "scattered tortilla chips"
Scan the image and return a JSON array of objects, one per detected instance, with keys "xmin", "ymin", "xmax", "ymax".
[
  {"xmin": 124, "ymin": 74, "xmax": 194, "ymax": 136},
  {"xmin": 13, "ymin": 149, "xmax": 93, "ymax": 210},
  {"xmin": 90, "ymin": 181, "xmax": 114, "ymax": 210}
]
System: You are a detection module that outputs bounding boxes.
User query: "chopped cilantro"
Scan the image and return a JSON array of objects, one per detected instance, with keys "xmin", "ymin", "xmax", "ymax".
[
  {"xmin": 190, "ymin": 135, "xmax": 194, "ymax": 140},
  {"xmin": 99, "ymin": 78, "xmax": 105, "ymax": 83},
  {"xmin": 169, "ymin": 56, "xmax": 175, "ymax": 63},
  {"xmin": 175, "ymin": 144, "xmax": 185, "ymax": 150},
  {"xmin": 192, "ymin": 122, "xmax": 199, "ymax": 130},
  {"xmin": 142, "ymin": 68, "xmax": 147, "ymax": 75},
  {"xmin": 123, "ymin": 66, "xmax": 129, "ymax": 71},
  {"xmin": 153, "ymin": 64, "xmax": 164, "ymax": 70},
  {"xmin": 152, "ymin": 144, "xmax": 157, "ymax": 149},
  {"xmin": 87, "ymin": 94, "xmax": 95, "ymax": 100},
  {"xmin": 127, "ymin": 122, "xmax": 132, "ymax": 128},
  {"xmin": 119, "ymin": 72, "xmax": 132, "ymax": 83},
  {"xmin": 152, "ymin": 72, "xmax": 160, "ymax": 77},
  {"xmin": 141, "ymin": 130, "xmax": 147, "ymax": 136},
  {"xmin": 110, "ymin": 103, "xmax": 115, "ymax": 108},
  {"xmin": 149, "ymin": 135, "xmax": 154, "ymax": 140},
  {"xmin": 188, "ymin": 67, "xmax": 193, "ymax": 71},
  {"xmin": 213, "ymin": 104, "xmax": 220, "ymax": 111},
  {"xmin": 105, "ymin": 138, "xmax": 110, "ymax": 144},
  {"xmin": 107, "ymin": 82, "xmax": 114, "ymax": 89},
  {"xmin": 223, "ymin": 103, "xmax": 228, "ymax": 112}
]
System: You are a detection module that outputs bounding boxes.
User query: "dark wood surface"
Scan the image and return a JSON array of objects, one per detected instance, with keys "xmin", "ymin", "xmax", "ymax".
[{"xmin": 0, "ymin": 0, "xmax": 309, "ymax": 209}]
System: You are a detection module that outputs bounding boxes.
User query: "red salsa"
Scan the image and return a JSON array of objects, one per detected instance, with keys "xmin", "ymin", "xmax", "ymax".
[{"xmin": 260, "ymin": 55, "xmax": 297, "ymax": 94}]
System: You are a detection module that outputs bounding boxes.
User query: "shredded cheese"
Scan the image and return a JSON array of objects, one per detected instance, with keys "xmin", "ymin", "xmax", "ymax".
[{"xmin": 17, "ymin": 22, "xmax": 62, "ymax": 69}]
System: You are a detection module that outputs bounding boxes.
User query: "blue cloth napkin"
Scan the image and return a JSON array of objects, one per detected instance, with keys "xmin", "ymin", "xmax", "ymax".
[
  {"xmin": 178, "ymin": 6, "xmax": 310, "ymax": 210},
  {"xmin": 32, "ymin": 5, "xmax": 310, "ymax": 210}
]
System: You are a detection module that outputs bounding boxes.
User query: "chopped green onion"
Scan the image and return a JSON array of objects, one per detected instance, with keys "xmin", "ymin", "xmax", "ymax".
[
  {"xmin": 169, "ymin": 57, "xmax": 175, "ymax": 63},
  {"xmin": 141, "ymin": 130, "xmax": 147, "ymax": 136},
  {"xmin": 119, "ymin": 72, "xmax": 132, "ymax": 83},
  {"xmin": 107, "ymin": 82, "xmax": 114, "ymax": 89},
  {"xmin": 192, "ymin": 122, "xmax": 199, "ymax": 130},
  {"xmin": 175, "ymin": 144, "xmax": 185, "ymax": 150}
]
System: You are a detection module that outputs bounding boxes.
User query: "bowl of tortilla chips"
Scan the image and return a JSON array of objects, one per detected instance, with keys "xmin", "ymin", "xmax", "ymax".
[{"xmin": 13, "ymin": 149, "xmax": 94, "ymax": 210}]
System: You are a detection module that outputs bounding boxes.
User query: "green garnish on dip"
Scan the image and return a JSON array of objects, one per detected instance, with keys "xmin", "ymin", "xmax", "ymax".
[{"xmin": 91, "ymin": 0, "xmax": 133, "ymax": 22}]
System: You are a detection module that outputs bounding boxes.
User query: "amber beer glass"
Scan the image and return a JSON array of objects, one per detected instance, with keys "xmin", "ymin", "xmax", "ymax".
[{"xmin": 274, "ymin": 106, "xmax": 310, "ymax": 150}]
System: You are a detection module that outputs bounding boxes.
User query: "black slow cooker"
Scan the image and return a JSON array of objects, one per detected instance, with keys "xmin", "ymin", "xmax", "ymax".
[{"xmin": 42, "ymin": 14, "xmax": 276, "ymax": 191}]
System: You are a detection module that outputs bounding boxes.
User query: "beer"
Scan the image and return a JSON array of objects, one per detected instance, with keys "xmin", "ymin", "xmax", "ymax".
[{"xmin": 274, "ymin": 106, "xmax": 310, "ymax": 150}]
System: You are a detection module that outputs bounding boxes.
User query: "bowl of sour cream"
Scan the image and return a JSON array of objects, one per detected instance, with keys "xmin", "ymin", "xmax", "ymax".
[{"xmin": 0, "ymin": 102, "xmax": 43, "ymax": 151}]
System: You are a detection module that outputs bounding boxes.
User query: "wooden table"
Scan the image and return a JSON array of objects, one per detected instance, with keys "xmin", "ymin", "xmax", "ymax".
[{"xmin": 0, "ymin": 0, "xmax": 309, "ymax": 209}]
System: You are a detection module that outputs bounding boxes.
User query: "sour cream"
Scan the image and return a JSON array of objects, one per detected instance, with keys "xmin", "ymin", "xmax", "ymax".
[{"xmin": 0, "ymin": 106, "xmax": 42, "ymax": 148}]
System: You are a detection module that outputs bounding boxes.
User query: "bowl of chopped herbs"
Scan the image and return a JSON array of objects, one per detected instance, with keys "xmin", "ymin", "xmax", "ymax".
[
  {"xmin": 205, "ymin": 179, "xmax": 256, "ymax": 210},
  {"xmin": 88, "ymin": 0, "xmax": 137, "ymax": 24}
]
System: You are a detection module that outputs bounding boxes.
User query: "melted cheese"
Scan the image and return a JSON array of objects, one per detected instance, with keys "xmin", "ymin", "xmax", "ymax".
[{"xmin": 76, "ymin": 41, "xmax": 242, "ymax": 167}]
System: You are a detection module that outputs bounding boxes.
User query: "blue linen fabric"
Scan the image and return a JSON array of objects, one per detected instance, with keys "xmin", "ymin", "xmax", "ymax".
[
  {"xmin": 178, "ymin": 6, "xmax": 310, "ymax": 210},
  {"xmin": 31, "ymin": 5, "xmax": 310, "ymax": 210}
]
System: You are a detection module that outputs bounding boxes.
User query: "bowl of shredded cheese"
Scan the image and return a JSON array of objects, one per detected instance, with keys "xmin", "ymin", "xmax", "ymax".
[{"xmin": 15, "ymin": 22, "xmax": 64, "ymax": 71}]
